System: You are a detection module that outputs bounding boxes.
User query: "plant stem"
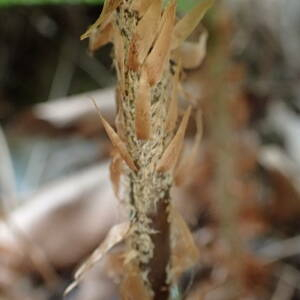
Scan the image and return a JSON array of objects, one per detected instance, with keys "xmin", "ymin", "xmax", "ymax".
[{"xmin": 115, "ymin": 1, "xmax": 173, "ymax": 297}]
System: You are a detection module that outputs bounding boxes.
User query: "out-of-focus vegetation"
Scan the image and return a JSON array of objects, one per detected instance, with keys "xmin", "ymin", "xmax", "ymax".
[
  {"xmin": 0, "ymin": 0, "xmax": 103, "ymax": 5},
  {"xmin": 0, "ymin": 0, "xmax": 197, "ymax": 12},
  {"xmin": 0, "ymin": 0, "xmax": 192, "ymax": 9}
]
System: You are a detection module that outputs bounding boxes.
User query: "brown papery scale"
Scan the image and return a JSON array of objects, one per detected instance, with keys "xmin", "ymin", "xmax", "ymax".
[{"xmin": 76, "ymin": 0, "xmax": 214, "ymax": 298}]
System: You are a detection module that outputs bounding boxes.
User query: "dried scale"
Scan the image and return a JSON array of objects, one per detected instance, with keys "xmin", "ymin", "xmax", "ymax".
[{"xmin": 78, "ymin": 0, "xmax": 214, "ymax": 298}]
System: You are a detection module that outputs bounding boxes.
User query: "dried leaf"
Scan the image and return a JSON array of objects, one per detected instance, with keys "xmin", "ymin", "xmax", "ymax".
[
  {"xmin": 166, "ymin": 94, "xmax": 178, "ymax": 133},
  {"xmin": 89, "ymin": 22, "xmax": 114, "ymax": 52},
  {"xmin": 129, "ymin": 0, "xmax": 161, "ymax": 68},
  {"xmin": 171, "ymin": 0, "xmax": 214, "ymax": 50},
  {"xmin": 175, "ymin": 110, "xmax": 203, "ymax": 185},
  {"xmin": 170, "ymin": 206, "xmax": 200, "ymax": 281},
  {"xmin": 65, "ymin": 222, "xmax": 130, "ymax": 295},
  {"xmin": 174, "ymin": 30, "xmax": 208, "ymax": 69},
  {"xmin": 75, "ymin": 222, "xmax": 129, "ymax": 279},
  {"xmin": 120, "ymin": 260, "xmax": 152, "ymax": 300},
  {"xmin": 81, "ymin": 0, "xmax": 122, "ymax": 40},
  {"xmin": 144, "ymin": 0, "xmax": 176, "ymax": 86},
  {"xmin": 166, "ymin": 67, "xmax": 181, "ymax": 132},
  {"xmin": 91, "ymin": 99, "xmax": 138, "ymax": 171},
  {"xmin": 135, "ymin": 71, "xmax": 152, "ymax": 140},
  {"xmin": 110, "ymin": 151, "xmax": 123, "ymax": 198},
  {"xmin": 157, "ymin": 106, "xmax": 192, "ymax": 172}
]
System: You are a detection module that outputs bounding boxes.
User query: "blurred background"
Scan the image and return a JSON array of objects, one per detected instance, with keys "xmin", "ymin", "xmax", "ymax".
[{"xmin": 1, "ymin": 0, "xmax": 300, "ymax": 299}]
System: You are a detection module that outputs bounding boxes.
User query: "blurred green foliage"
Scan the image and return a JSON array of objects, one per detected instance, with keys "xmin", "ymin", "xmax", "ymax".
[
  {"xmin": 0, "ymin": 0, "xmax": 103, "ymax": 4},
  {"xmin": 0, "ymin": 0, "xmax": 200, "ymax": 10},
  {"xmin": 177, "ymin": 0, "xmax": 200, "ymax": 12}
]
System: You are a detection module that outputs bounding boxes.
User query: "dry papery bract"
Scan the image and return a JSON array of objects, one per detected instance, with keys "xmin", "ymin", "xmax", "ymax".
[
  {"xmin": 157, "ymin": 106, "xmax": 192, "ymax": 173},
  {"xmin": 171, "ymin": 0, "xmax": 214, "ymax": 50},
  {"xmin": 173, "ymin": 30, "xmax": 208, "ymax": 70},
  {"xmin": 65, "ymin": 222, "xmax": 129, "ymax": 295},
  {"xmin": 76, "ymin": 0, "xmax": 213, "ymax": 298},
  {"xmin": 89, "ymin": 22, "xmax": 114, "ymax": 52},
  {"xmin": 166, "ymin": 73, "xmax": 179, "ymax": 133},
  {"xmin": 128, "ymin": 0, "xmax": 161, "ymax": 69},
  {"xmin": 81, "ymin": 0, "xmax": 122, "ymax": 40},
  {"xmin": 110, "ymin": 151, "xmax": 124, "ymax": 198},
  {"xmin": 135, "ymin": 70, "xmax": 152, "ymax": 140},
  {"xmin": 169, "ymin": 206, "xmax": 200, "ymax": 281},
  {"xmin": 92, "ymin": 99, "xmax": 138, "ymax": 172},
  {"xmin": 144, "ymin": 0, "xmax": 176, "ymax": 86},
  {"xmin": 175, "ymin": 110, "xmax": 203, "ymax": 186}
]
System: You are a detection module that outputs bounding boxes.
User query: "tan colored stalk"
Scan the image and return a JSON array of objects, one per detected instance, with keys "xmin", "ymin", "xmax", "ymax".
[
  {"xmin": 114, "ymin": 3, "xmax": 177, "ymax": 298},
  {"xmin": 206, "ymin": 10, "xmax": 246, "ymax": 296},
  {"xmin": 80, "ymin": 0, "xmax": 214, "ymax": 298}
]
